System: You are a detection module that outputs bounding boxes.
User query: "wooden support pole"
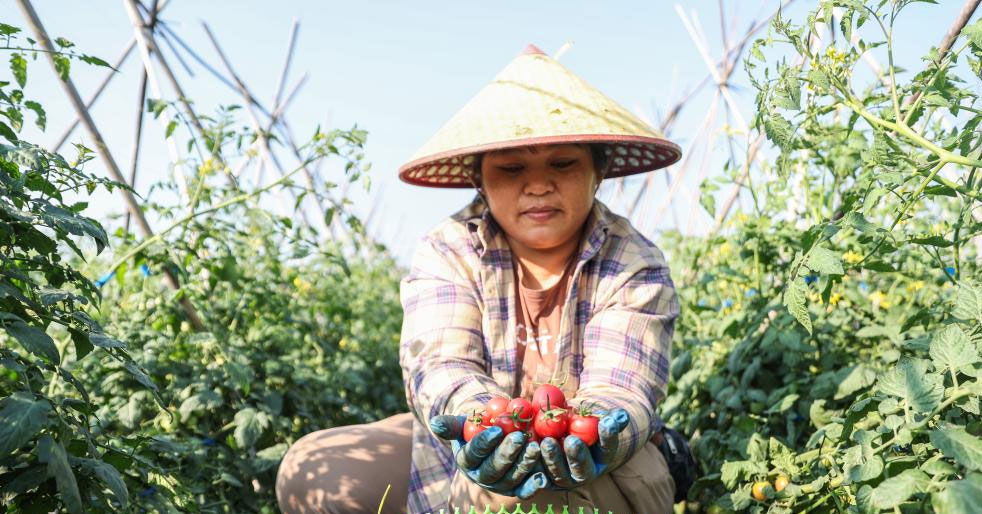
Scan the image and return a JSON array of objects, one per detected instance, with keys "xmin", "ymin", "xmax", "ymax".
[
  {"xmin": 16, "ymin": 0, "xmax": 204, "ymax": 330},
  {"xmin": 202, "ymin": 22, "xmax": 322, "ymax": 232}
]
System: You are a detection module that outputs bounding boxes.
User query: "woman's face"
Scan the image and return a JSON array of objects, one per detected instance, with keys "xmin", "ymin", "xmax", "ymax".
[{"xmin": 480, "ymin": 144, "xmax": 598, "ymax": 255}]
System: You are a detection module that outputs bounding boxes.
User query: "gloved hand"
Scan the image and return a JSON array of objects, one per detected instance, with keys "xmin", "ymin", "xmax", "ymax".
[
  {"xmin": 430, "ymin": 415, "xmax": 548, "ymax": 499},
  {"xmin": 539, "ymin": 408, "xmax": 630, "ymax": 490}
]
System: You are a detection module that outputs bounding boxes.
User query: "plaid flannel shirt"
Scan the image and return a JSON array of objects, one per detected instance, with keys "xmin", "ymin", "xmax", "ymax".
[{"xmin": 399, "ymin": 195, "xmax": 679, "ymax": 514}]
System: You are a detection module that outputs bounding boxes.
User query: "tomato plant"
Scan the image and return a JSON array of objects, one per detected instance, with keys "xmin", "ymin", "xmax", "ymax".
[{"xmin": 660, "ymin": 1, "xmax": 982, "ymax": 512}]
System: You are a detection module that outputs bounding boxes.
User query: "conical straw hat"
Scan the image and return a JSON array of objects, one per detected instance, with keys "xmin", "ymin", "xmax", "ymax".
[{"xmin": 399, "ymin": 44, "xmax": 682, "ymax": 188}]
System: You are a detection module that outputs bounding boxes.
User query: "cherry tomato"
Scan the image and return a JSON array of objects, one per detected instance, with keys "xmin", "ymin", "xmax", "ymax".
[
  {"xmin": 507, "ymin": 398, "xmax": 536, "ymax": 429},
  {"xmin": 483, "ymin": 397, "xmax": 510, "ymax": 425},
  {"xmin": 532, "ymin": 384, "xmax": 567, "ymax": 412},
  {"xmin": 525, "ymin": 428, "xmax": 541, "ymax": 444},
  {"xmin": 568, "ymin": 413, "xmax": 600, "ymax": 446},
  {"xmin": 774, "ymin": 475, "xmax": 789, "ymax": 492},
  {"xmin": 494, "ymin": 414, "xmax": 522, "ymax": 435},
  {"xmin": 533, "ymin": 409, "xmax": 569, "ymax": 440},
  {"xmin": 463, "ymin": 420, "xmax": 487, "ymax": 442},
  {"xmin": 751, "ymin": 481, "xmax": 771, "ymax": 501}
]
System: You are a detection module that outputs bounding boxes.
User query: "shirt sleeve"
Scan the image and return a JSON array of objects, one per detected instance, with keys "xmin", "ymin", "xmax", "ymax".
[
  {"xmin": 399, "ymin": 235, "xmax": 508, "ymax": 433},
  {"xmin": 574, "ymin": 260, "xmax": 679, "ymax": 465}
]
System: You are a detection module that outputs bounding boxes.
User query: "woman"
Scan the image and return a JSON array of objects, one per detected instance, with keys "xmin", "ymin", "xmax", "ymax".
[{"xmin": 277, "ymin": 44, "xmax": 682, "ymax": 514}]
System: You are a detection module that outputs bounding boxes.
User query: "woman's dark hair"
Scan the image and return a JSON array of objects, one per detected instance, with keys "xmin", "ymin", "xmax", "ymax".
[{"xmin": 468, "ymin": 143, "xmax": 611, "ymax": 189}]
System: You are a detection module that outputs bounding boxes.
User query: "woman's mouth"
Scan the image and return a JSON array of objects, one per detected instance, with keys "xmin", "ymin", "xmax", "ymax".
[{"xmin": 522, "ymin": 208, "xmax": 558, "ymax": 221}]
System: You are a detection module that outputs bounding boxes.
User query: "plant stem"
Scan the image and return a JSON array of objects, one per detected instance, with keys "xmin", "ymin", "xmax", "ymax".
[{"xmin": 107, "ymin": 158, "xmax": 314, "ymax": 275}]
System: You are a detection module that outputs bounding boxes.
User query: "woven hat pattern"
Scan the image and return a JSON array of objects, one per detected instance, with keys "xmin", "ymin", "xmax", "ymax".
[{"xmin": 399, "ymin": 46, "xmax": 681, "ymax": 188}]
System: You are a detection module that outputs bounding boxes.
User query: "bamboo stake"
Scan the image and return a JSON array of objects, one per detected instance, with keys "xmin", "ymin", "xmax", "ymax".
[
  {"xmin": 125, "ymin": 69, "xmax": 149, "ymax": 235},
  {"xmin": 201, "ymin": 22, "xmax": 317, "ymax": 230},
  {"xmin": 124, "ymin": 0, "xmax": 159, "ymax": 234},
  {"xmin": 118, "ymin": 0, "xmax": 190, "ymax": 202},
  {"xmin": 273, "ymin": 19, "xmax": 300, "ymax": 110},
  {"xmin": 16, "ymin": 0, "xmax": 204, "ymax": 330},
  {"xmin": 122, "ymin": 0, "xmax": 240, "ymax": 192}
]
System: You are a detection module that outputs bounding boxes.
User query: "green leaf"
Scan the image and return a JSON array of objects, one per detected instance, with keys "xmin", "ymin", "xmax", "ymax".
[
  {"xmin": 2, "ymin": 314, "xmax": 59, "ymax": 364},
  {"xmin": 0, "ymin": 120, "xmax": 16, "ymax": 142},
  {"xmin": 254, "ymin": 443, "xmax": 289, "ymax": 473},
  {"xmin": 931, "ymin": 326, "xmax": 978, "ymax": 375},
  {"xmin": 53, "ymin": 55, "xmax": 71, "ymax": 80},
  {"xmin": 233, "ymin": 408, "xmax": 269, "ymax": 449},
  {"xmin": 844, "ymin": 430, "xmax": 883, "ymax": 483},
  {"xmin": 24, "ymin": 100, "xmax": 45, "ymax": 130},
  {"xmin": 75, "ymin": 457, "xmax": 128, "ymax": 509},
  {"xmin": 869, "ymin": 469, "xmax": 929, "ymax": 509},
  {"xmin": 783, "ymin": 278, "xmax": 812, "ymax": 334},
  {"xmin": 930, "ymin": 426, "xmax": 982, "ymax": 472},
  {"xmin": 0, "ymin": 391, "xmax": 51, "ymax": 456},
  {"xmin": 933, "ymin": 474, "xmax": 982, "ymax": 514},
  {"xmin": 147, "ymin": 98, "xmax": 167, "ymax": 118},
  {"xmin": 720, "ymin": 460, "xmax": 766, "ymax": 489},
  {"xmin": 764, "ymin": 114, "xmax": 795, "ymax": 151},
  {"xmin": 876, "ymin": 358, "xmax": 943, "ymax": 413},
  {"xmin": 843, "ymin": 211, "xmax": 875, "ymax": 233},
  {"xmin": 766, "ymin": 393, "xmax": 799, "ymax": 414},
  {"xmin": 9, "ymin": 53, "xmax": 27, "ymax": 88},
  {"xmin": 807, "ymin": 69, "xmax": 830, "ymax": 92},
  {"xmin": 165, "ymin": 120, "xmax": 177, "ymax": 139},
  {"xmin": 78, "ymin": 54, "xmax": 111, "ymax": 68},
  {"xmin": 179, "ymin": 390, "xmax": 223, "ymax": 420},
  {"xmin": 964, "ymin": 18, "xmax": 982, "ymax": 49},
  {"xmin": 953, "ymin": 282, "xmax": 982, "ymax": 323},
  {"xmin": 38, "ymin": 435, "xmax": 83, "ymax": 513},
  {"xmin": 908, "ymin": 235, "xmax": 953, "ymax": 247},
  {"xmin": 89, "ymin": 332, "xmax": 126, "ymax": 349},
  {"xmin": 805, "ymin": 246, "xmax": 844, "ymax": 275}
]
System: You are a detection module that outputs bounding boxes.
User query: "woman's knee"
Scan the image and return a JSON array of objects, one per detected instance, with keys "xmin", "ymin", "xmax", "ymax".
[{"xmin": 275, "ymin": 426, "xmax": 362, "ymax": 514}]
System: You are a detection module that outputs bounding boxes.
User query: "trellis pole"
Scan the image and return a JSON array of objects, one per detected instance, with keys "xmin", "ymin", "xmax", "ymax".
[
  {"xmin": 201, "ymin": 22, "xmax": 318, "ymax": 231},
  {"xmin": 16, "ymin": 0, "xmax": 205, "ymax": 330}
]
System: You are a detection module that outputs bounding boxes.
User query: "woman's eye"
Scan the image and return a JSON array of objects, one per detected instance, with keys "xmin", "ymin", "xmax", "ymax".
[
  {"xmin": 552, "ymin": 159, "xmax": 576, "ymax": 169},
  {"xmin": 498, "ymin": 165, "xmax": 523, "ymax": 173}
]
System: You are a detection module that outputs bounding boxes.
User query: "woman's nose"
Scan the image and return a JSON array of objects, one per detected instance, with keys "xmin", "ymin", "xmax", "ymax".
[{"xmin": 522, "ymin": 167, "xmax": 554, "ymax": 195}]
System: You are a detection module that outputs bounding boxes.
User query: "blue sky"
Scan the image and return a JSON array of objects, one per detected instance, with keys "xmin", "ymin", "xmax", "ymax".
[{"xmin": 5, "ymin": 1, "xmax": 973, "ymax": 264}]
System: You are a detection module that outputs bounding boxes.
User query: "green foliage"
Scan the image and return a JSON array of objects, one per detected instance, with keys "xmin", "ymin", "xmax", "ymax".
[
  {"xmin": 664, "ymin": 1, "xmax": 982, "ymax": 512},
  {"xmin": 1, "ymin": 24, "xmax": 405, "ymax": 513}
]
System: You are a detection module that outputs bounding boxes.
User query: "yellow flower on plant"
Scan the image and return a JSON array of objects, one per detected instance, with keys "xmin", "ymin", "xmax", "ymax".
[
  {"xmin": 843, "ymin": 250, "xmax": 863, "ymax": 265},
  {"xmin": 719, "ymin": 242, "xmax": 733, "ymax": 258},
  {"xmin": 869, "ymin": 290, "xmax": 892, "ymax": 309},
  {"xmin": 906, "ymin": 281, "xmax": 925, "ymax": 293},
  {"xmin": 829, "ymin": 293, "xmax": 842, "ymax": 306}
]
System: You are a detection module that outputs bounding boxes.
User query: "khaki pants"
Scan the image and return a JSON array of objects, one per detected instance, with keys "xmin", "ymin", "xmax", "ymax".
[{"xmin": 276, "ymin": 413, "xmax": 674, "ymax": 514}]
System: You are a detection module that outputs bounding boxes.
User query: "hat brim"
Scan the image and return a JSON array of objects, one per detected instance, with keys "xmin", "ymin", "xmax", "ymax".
[{"xmin": 399, "ymin": 133, "xmax": 681, "ymax": 188}]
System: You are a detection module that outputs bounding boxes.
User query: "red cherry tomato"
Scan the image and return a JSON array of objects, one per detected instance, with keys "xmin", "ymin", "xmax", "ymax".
[
  {"xmin": 507, "ymin": 398, "xmax": 536, "ymax": 429},
  {"xmin": 463, "ymin": 420, "xmax": 487, "ymax": 442},
  {"xmin": 532, "ymin": 384, "xmax": 567, "ymax": 412},
  {"xmin": 525, "ymin": 428, "xmax": 541, "ymax": 444},
  {"xmin": 568, "ymin": 414, "xmax": 600, "ymax": 446},
  {"xmin": 494, "ymin": 414, "xmax": 522, "ymax": 435},
  {"xmin": 533, "ymin": 409, "xmax": 569, "ymax": 440},
  {"xmin": 483, "ymin": 397, "xmax": 510, "ymax": 425}
]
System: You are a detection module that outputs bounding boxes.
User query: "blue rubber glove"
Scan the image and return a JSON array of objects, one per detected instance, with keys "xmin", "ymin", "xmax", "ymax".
[
  {"xmin": 539, "ymin": 408, "xmax": 630, "ymax": 489},
  {"xmin": 429, "ymin": 415, "xmax": 548, "ymax": 499}
]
